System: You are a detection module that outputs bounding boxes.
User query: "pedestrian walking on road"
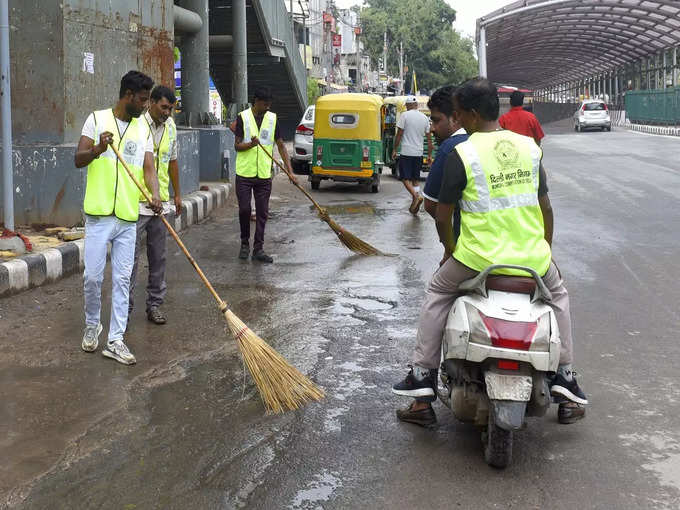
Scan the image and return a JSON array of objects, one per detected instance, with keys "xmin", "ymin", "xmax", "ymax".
[
  {"xmin": 129, "ymin": 85, "xmax": 182, "ymax": 326},
  {"xmin": 74, "ymin": 70, "xmax": 162, "ymax": 365},
  {"xmin": 392, "ymin": 78, "xmax": 587, "ymax": 426},
  {"xmin": 233, "ymin": 86, "xmax": 297, "ymax": 263},
  {"xmin": 499, "ymin": 91, "xmax": 545, "ymax": 146},
  {"xmin": 391, "ymin": 95, "xmax": 433, "ymax": 214},
  {"xmin": 422, "ymin": 85, "xmax": 468, "ymax": 256}
]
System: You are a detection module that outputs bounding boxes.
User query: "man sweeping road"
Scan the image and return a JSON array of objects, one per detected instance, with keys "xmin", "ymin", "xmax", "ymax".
[
  {"xmin": 74, "ymin": 70, "xmax": 162, "ymax": 365},
  {"xmin": 233, "ymin": 86, "xmax": 297, "ymax": 263},
  {"xmin": 129, "ymin": 85, "xmax": 182, "ymax": 326}
]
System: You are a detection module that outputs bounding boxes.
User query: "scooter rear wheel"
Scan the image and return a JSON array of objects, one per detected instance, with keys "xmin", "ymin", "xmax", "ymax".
[{"xmin": 484, "ymin": 410, "xmax": 513, "ymax": 468}]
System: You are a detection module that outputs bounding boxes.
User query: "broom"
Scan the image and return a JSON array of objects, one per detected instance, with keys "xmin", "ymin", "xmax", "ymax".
[
  {"xmin": 109, "ymin": 143, "xmax": 324, "ymax": 413},
  {"xmin": 258, "ymin": 142, "xmax": 385, "ymax": 256}
]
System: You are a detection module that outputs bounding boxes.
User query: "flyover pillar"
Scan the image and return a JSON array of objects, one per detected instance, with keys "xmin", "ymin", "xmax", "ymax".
[{"xmin": 179, "ymin": 0, "xmax": 210, "ymax": 124}]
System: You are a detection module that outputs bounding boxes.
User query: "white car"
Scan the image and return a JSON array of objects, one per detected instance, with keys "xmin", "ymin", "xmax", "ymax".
[
  {"xmin": 573, "ymin": 99, "xmax": 611, "ymax": 132},
  {"xmin": 292, "ymin": 105, "xmax": 315, "ymax": 174}
]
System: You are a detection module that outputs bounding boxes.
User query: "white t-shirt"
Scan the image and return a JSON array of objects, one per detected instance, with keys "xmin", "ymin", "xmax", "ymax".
[
  {"xmin": 396, "ymin": 109, "xmax": 430, "ymax": 157},
  {"xmin": 81, "ymin": 113, "xmax": 154, "ymax": 154}
]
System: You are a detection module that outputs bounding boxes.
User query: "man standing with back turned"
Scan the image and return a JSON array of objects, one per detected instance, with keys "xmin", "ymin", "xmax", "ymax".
[
  {"xmin": 392, "ymin": 78, "xmax": 587, "ymax": 426},
  {"xmin": 129, "ymin": 85, "xmax": 182, "ymax": 326},
  {"xmin": 233, "ymin": 86, "xmax": 296, "ymax": 263},
  {"xmin": 75, "ymin": 70, "xmax": 162, "ymax": 365},
  {"xmin": 499, "ymin": 90, "xmax": 545, "ymax": 146},
  {"xmin": 392, "ymin": 95, "xmax": 432, "ymax": 214}
]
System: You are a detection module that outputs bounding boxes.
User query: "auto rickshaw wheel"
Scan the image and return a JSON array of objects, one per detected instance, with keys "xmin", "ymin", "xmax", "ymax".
[{"xmin": 311, "ymin": 178, "xmax": 320, "ymax": 190}]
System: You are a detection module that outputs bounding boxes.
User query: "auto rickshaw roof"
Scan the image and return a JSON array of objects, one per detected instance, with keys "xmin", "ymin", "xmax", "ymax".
[{"xmin": 316, "ymin": 93, "xmax": 384, "ymax": 111}]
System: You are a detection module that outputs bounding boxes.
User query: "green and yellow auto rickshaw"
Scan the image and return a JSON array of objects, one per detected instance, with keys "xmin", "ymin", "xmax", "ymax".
[
  {"xmin": 311, "ymin": 93, "xmax": 384, "ymax": 193},
  {"xmin": 382, "ymin": 95, "xmax": 437, "ymax": 177}
]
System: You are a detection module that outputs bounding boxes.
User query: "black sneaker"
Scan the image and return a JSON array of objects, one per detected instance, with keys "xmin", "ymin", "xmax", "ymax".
[
  {"xmin": 239, "ymin": 244, "xmax": 249, "ymax": 260},
  {"xmin": 252, "ymin": 250, "xmax": 274, "ymax": 263},
  {"xmin": 550, "ymin": 373, "xmax": 588, "ymax": 405},
  {"xmin": 396, "ymin": 401, "xmax": 437, "ymax": 427},
  {"xmin": 558, "ymin": 401, "xmax": 586, "ymax": 424},
  {"xmin": 392, "ymin": 366, "xmax": 435, "ymax": 399}
]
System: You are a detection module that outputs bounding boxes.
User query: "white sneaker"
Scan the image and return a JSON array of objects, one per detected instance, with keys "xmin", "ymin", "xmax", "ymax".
[
  {"xmin": 82, "ymin": 323, "xmax": 103, "ymax": 352},
  {"xmin": 102, "ymin": 339, "xmax": 137, "ymax": 365}
]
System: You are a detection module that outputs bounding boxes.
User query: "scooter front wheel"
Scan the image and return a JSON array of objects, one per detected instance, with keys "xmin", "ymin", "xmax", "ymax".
[{"xmin": 483, "ymin": 410, "xmax": 513, "ymax": 468}]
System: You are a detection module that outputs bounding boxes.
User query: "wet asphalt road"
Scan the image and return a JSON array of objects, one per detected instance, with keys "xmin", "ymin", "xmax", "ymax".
[{"xmin": 2, "ymin": 124, "xmax": 680, "ymax": 509}]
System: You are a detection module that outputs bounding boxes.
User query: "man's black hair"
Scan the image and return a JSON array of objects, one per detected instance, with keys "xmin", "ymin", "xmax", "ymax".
[
  {"xmin": 510, "ymin": 90, "xmax": 525, "ymax": 107},
  {"xmin": 427, "ymin": 85, "xmax": 456, "ymax": 117},
  {"xmin": 119, "ymin": 70, "xmax": 154, "ymax": 99},
  {"xmin": 253, "ymin": 86, "xmax": 273, "ymax": 102},
  {"xmin": 453, "ymin": 78, "xmax": 499, "ymax": 121},
  {"xmin": 151, "ymin": 85, "xmax": 176, "ymax": 104}
]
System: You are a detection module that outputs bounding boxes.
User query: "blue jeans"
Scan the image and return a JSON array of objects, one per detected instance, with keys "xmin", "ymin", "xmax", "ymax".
[{"xmin": 83, "ymin": 215, "xmax": 136, "ymax": 341}]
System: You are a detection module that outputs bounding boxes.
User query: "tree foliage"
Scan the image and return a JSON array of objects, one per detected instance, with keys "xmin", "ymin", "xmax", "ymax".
[{"xmin": 358, "ymin": 0, "xmax": 477, "ymax": 90}]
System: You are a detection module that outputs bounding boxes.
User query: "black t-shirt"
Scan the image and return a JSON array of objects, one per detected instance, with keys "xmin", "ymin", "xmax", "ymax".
[
  {"xmin": 439, "ymin": 150, "xmax": 548, "ymax": 205},
  {"xmin": 234, "ymin": 111, "xmax": 282, "ymax": 141}
]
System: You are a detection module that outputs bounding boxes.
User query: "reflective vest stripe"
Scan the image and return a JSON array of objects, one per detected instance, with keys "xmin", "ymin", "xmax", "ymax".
[{"xmin": 141, "ymin": 116, "xmax": 175, "ymax": 202}]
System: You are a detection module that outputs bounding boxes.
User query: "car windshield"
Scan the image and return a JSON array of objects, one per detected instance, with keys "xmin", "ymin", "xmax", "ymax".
[{"xmin": 584, "ymin": 102, "xmax": 605, "ymax": 111}]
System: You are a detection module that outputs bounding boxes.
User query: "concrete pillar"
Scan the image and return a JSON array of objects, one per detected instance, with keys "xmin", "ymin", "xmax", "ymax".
[
  {"xmin": 478, "ymin": 26, "xmax": 487, "ymax": 78},
  {"xmin": 232, "ymin": 0, "xmax": 248, "ymax": 107},
  {"xmin": 0, "ymin": 0, "xmax": 13, "ymax": 231},
  {"xmin": 179, "ymin": 0, "xmax": 210, "ymax": 123},
  {"xmin": 674, "ymin": 47, "xmax": 678, "ymax": 87}
]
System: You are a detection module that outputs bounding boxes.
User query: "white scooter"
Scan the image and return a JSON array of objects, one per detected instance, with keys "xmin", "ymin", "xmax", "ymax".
[{"xmin": 439, "ymin": 264, "xmax": 560, "ymax": 468}]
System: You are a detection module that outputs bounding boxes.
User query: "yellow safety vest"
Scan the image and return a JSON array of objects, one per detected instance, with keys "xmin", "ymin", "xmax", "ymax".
[
  {"xmin": 235, "ymin": 108, "xmax": 277, "ymax": 179},
  {"xmin": 83, "ymin": 109, "xmax": 150, "ymax": 222},
  {"xmin": 141, "ymin": 115, "xmax": 176, "ymax": 202},
  {"xmin": 453, "ymin": 130, "xmax": 551, "ymax": 276}
]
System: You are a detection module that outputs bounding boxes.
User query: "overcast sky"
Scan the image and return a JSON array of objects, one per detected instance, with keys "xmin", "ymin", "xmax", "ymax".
[{"xmin": 333, "ymin": 0, "xmax": 517, "ymax": 38}]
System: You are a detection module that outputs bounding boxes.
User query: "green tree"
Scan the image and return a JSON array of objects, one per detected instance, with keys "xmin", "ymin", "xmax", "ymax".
[
  {"xmin": 358, "ymin": 0, "xmax": 476, "ymax": 90},
  {"xmin": 307, "ymin": 76, "xmax": 321, "ymax": 105}
]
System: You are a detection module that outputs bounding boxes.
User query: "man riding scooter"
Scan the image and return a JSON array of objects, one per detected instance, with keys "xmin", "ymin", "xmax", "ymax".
[{"xmin": 392, "ymin": 78, "xmax": 588, "ymax": 426}]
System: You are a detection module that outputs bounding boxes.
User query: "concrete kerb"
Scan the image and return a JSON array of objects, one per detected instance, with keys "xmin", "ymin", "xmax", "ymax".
[
  {"xmin": 625, "ymin": 123, "xmax": 680, "ymax": 137},
  {"xmin": 0, "ymin": 183, "xmax": 231, "ymax": 298}
]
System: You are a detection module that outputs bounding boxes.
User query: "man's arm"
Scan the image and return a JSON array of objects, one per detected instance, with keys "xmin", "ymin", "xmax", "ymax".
[
  {"xmin": 276, "ymin": 138, "xmax": 298, "ymax": 185},
  {"xmin": 435, "ymin": 202, "xmax": 457, "ymax": 266},
  {"xmin": 392, "ymin": 127, "xmax": 403, "ymax": 159},
  {"xmin": 539, "ymin": 194, "xmax": 553, "ymax": 247},
  {"xmin": 75, "ymin": 132, "xmax": 112, "ymax": 168},
  {"xmin": 142, "ymin": 152, "xmax": 162, "ymax": 213},
  {"xmin": 235, "ymin": 135, "xmax": 259, "ymax": 152},
  {"xmin": 423, "ymin": 198, "xmax": 437, "ymax": 220},
  {"xmin": 168, "ymin": 159, "xmax": 182, "ymax": 215}
]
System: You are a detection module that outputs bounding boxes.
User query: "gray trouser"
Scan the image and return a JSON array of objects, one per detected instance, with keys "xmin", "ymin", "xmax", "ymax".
[
  {"xmin": 413, "ymin": 258, "xmax": 574, "ymax": 369},
  {"xmin": 129, "ymin": 214, "xmax": 169, "ymax": 313}
]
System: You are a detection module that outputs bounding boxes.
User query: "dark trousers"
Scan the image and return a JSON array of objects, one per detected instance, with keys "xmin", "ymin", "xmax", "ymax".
[
  {"xmin": 129, "ymin": 213, "xmax": 169, "ymax": 314},
  {"xmin": 236, "ymin": 175, "xmax": 272, "ymax": 252}
]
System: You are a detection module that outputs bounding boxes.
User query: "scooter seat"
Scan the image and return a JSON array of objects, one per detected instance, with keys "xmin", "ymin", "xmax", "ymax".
[{"xmin": 486, "ymin": 275, "xmax": 536, "ymax": 295}]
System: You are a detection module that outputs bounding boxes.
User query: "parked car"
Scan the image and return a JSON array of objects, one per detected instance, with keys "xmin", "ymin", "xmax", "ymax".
[
  {"xmin": 292, "ymin": 105, "xmax": 315, "ymax": 174},
  {"xmin": 573, "ymin": 99, "xmax": 611, "ymax": 132}
]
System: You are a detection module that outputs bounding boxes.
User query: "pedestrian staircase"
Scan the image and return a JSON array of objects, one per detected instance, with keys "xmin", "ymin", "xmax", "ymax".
[{"xmin": 209, "ymin": 0, "xmax": 307, "ymax": 138}]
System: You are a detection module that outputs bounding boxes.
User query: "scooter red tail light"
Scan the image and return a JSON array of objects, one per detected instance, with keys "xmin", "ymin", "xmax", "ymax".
[
  {"xmin": 479, "ymin": 311, "xmax": 537, "ymax": 351},
  {"xmin": 497, "ymin": 359, "xmax": 520, "ymax": 370}
]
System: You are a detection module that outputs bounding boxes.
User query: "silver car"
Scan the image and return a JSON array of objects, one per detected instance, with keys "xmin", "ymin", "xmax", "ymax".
[
  {"xmin": 292, "ymin": 105, "xmax": 315, "ymax": 174},
  {"xmin": 573, "ymin": 99, "xmax": 611, "ymax": 132}
]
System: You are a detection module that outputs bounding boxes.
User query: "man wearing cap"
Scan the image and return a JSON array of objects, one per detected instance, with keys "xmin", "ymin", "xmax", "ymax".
[{"xmin": 391, "ymin": 95, "xmax": 432, "ymax": 214}]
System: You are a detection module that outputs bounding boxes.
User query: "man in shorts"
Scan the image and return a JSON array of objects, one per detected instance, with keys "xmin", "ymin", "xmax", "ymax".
[{"xmin": 391, "ymin": 96, "xmax": 432, "ymax": 214}]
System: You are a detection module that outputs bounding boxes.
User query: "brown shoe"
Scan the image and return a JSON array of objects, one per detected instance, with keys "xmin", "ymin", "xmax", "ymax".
[
  {"xmin": 396, "ymin": 401, "xmax": 437, "ymax": 427},
  {"xmin": 147, "ymin": 306, "xmax": 167, "ymax": 325},
  {"xmin": 558, "ymin": 401, "xmax": 586, "ymax": 424},
  {"xmin": 412, "ymin": 196, "xmax": 423, "ymax": 214}
]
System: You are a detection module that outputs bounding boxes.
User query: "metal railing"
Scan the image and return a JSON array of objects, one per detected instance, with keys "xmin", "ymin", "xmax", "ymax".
[
  {"xmin": 625, "ymin": 88, "xmax": 680, "ymax": 126},
  {"xmin": 252, "ymin": 0, "xmax": 307, "ymax": 108}
]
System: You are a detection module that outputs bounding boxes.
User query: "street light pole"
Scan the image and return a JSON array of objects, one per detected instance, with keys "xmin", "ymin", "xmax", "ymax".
[{"xmin": 0, "ymin": 0, "xmax": 13, "ymax": 231}]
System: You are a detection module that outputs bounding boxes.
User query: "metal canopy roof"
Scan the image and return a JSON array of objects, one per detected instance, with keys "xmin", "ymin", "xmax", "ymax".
[{"xmin": 476, "ymin": 0, "xmax": 680, "ymax": 89}]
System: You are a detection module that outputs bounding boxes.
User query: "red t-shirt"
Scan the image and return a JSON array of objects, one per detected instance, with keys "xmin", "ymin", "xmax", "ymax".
[{"xmin": 499, "ymin": 106, "xmax": 544, "ymax": 144}]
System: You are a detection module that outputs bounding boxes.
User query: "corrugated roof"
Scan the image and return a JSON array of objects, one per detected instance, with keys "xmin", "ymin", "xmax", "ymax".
[{"xmin": 477, "ymin": 0, "xmax": 680, "ymax": 89}]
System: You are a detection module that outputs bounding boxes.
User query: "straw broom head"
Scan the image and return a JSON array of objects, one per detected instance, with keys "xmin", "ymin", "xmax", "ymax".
[
  {"xmin": 224, "ymin": 309, "xmax": 325, "ymax": 413},
  {"xmin": 317, "ymin": 209, "xmax": 384, "ymax": 256}
]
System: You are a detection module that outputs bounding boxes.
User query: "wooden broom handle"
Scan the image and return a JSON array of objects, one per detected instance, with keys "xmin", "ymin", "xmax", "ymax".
[
  {"xmin": 109, "ymin": 143, "xmax": 229, "ymax": 312},
  {"xmin": 257, "ymin": 142, "xmax": 326, "ymax": 215}
]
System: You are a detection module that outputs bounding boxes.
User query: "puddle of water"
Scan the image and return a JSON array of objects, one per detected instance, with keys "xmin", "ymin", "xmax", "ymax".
[
  {"xmin": 323, "ymin": 407, "xmax": 347, "ymax": 433},
  {"xmin": 290, "ymin": 471, "xmax": 342, "ymax": 509},
  {"xmin": 342, "ymin": 297, "xmax": 393, "ymax": 311}
]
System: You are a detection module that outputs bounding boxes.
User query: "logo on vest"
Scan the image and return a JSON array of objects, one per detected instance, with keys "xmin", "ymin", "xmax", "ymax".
[
  {"xmin": 124, "ymin": 140, "xmax": 138, "ymax": 157},
  {"xmin": 493, "ymin": 140, "xmax": 519, "ymax": 168},
  {"xmin": 490, "ymin": 140, "xmax": 532, "ymax": 191}
]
